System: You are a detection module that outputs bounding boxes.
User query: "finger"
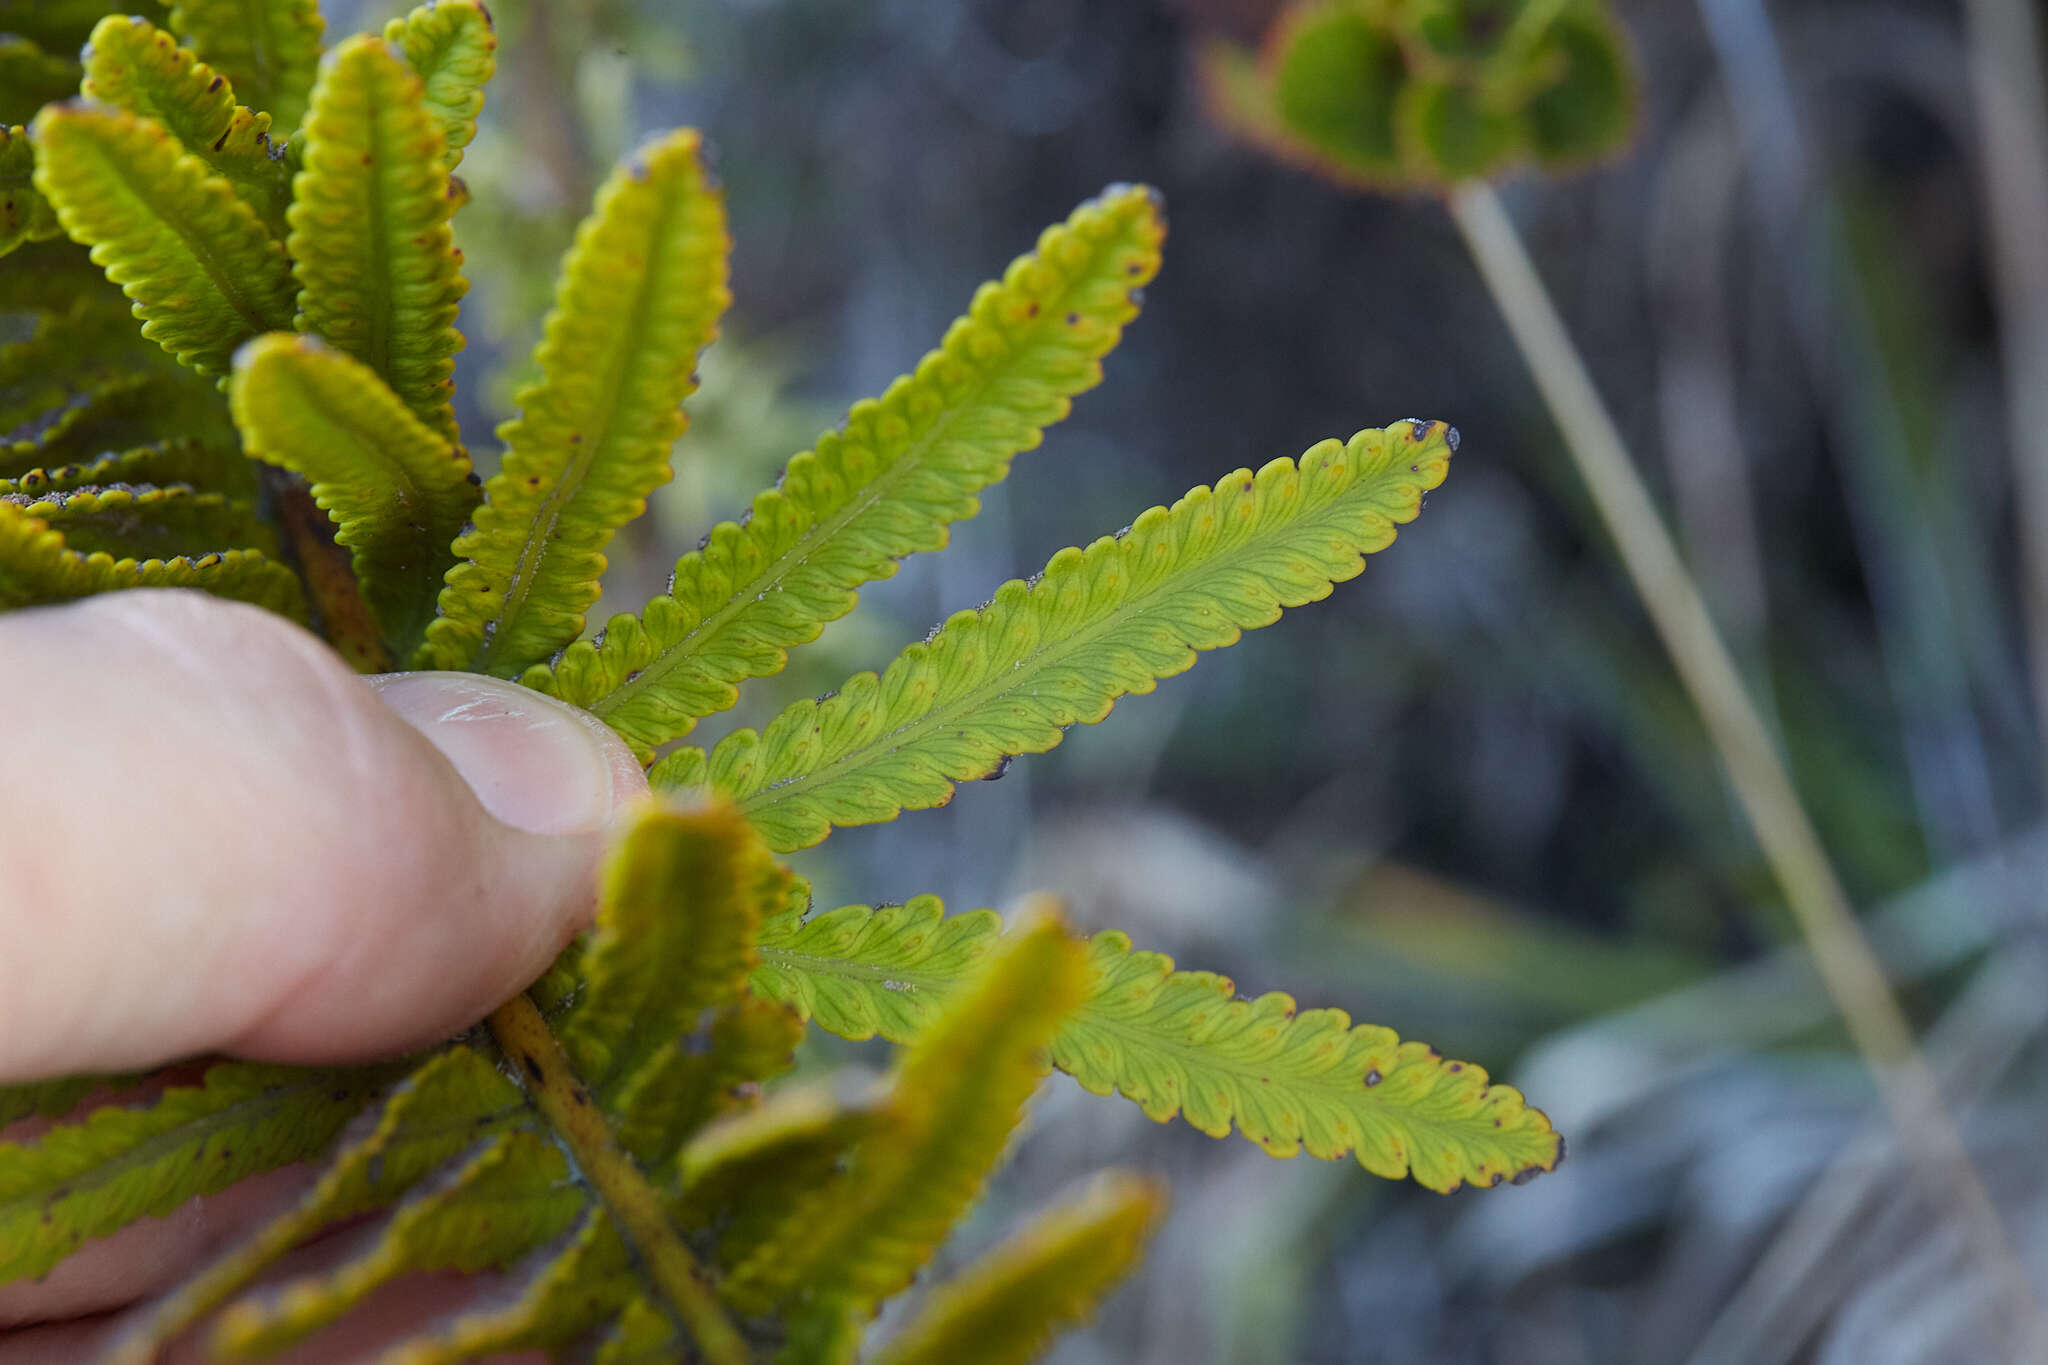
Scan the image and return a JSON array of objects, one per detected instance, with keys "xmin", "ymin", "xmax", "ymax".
[
  {"xmin": 0, "ymin": 1164, "xmax": 313, "ymax": 1328},
  {"xmin": 0, "ymin": 590, "xmax": 648, "ymax": 1081}
]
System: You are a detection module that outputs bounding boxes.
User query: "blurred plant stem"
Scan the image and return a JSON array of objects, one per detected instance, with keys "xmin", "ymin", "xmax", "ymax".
[
  {"xmin": 1445, "ymin": 179, "xmax": 2048, "ymax": 1359},
  {"xmin": 1960, "ymin": 0, "xmax": 2048, "ymax": 785}
]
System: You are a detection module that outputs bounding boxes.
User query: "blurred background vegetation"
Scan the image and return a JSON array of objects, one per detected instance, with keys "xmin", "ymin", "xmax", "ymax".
[{"xmin": 323, "ymin": 0, "xmax": 2048, "ymax": 1359}]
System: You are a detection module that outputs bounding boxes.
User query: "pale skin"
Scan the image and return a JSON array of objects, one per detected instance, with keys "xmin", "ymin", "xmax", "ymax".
[{"xmin": 0, "ymin": 590, "xmax": 650, "ymax": 1362}]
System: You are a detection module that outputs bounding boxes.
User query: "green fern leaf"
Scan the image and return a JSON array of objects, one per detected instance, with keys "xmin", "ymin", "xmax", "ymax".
[
  {"xmin": 534, "ymin": 184, "xmax": 1165, "ymax": 759},
  {"xmin": 3, "ymin": 482, "xmax": 276, "ymax": 562},
  {"xmin": 288, "ymin": 34, "xmax": 467, "ymax": 444},
  {"xmin": 416, "ymin": 127, "xmax": 730, "ymax": 676},
  {"xmin": 0, "ymin": 439, "xmax": 251, "ymax": 501},
  {"xmin": 1059, "ymin": 931, "xmax": 1562, "ymax": 1190},
  {"xmin": 81, "ymin": 15, "xmax": 293, "ymax": 237},
  {"xmin": 229, "ymin": 332, "xmax": 476, "ymax": 652},
  {"xmin": 0, "ymin": 36, "xmax": 77, "ymax": 126},
  {"xmin": 376, "ymin": 1210, "xmax": 637, "ymax": 1364},
  {"xmin": 208, "ymin": 1129, "xmax": 583, "ymax": 1358},
  {"xmin": 750, "ymin": 886, "xmax": 1002, "ymax": 1041},
  {"xmin": 726, "ymin": 911, "xmax": 1087, "ymax": 1313},
  {"xmin": 0, "ymin": 124, "xmax": 60, "ymax": 257},
  {"xmin": 588, "ymin": 1297, "xmax": 682, "ymax": 1365},
  {"xmin": 0, "ymin": 1075, "xmax": 134, "ymax": 1131},
  {"xmin": 672, "ymin": 1082, "xmax": 889, "ymax": 1237},
  {"xmin": 752, "ymin": 896, "xmax": 1563, "ymax": 1193},
  {"xmin": 663, "ymin": 420, "xmax": 1456, "ymax": 851},
  {"xmin": 0, "ymin": 373, "xmax": 159, "ymax": 478},
  {"xmin": 872, "ymin": 1171, "xmax": 1165, "ymax": 1365},
  {"xmin": 0, "ymin": 498, "xmax": 306, "ymax": 617},
  {"xmin": 610, "ymin": 994, "xmax": 804, "ymax": 1168},
  {"xmin": 559, "ymin": 800, "xmax": 785, "ymax": 1097},
  {"xmin": 103, "ymin": 1046, "xmax": 528, "ymax": 1362},
  {"xmin": 0, "ymin": 0, "xmax": 167, "ymax": 49},
  {"xmin": 384, "ymin": 0, "xmax": 497, "ymax": 173},
  {"xmin": 29, "ymin": 104, "xmax": 296, "ymax": 376},
  {"xmin": 166, "ymin": 0, "xmax": 323, "ymax": 133},
  {"xmin": 0, "ymin": 1061, "xmax": 396, "ymax": 1286}
]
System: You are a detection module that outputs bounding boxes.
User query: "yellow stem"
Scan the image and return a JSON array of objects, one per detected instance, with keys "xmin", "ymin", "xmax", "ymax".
[
  {"xmin": 1446, "ymin": 179, "xmax": 2047, "ymax": 1359},
  {"xmin": 488, "ymin": 993, "xmax": 749, "ymax": 1365}
]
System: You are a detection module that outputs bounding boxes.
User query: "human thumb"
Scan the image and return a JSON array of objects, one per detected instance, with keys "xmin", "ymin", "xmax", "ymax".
[{"xmin": 0, "ymin": 590, "xmax": 647, "ymax": 1083}]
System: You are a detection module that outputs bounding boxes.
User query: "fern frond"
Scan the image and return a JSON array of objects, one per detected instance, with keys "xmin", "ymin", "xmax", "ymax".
[
  {"xmin": 751, "ymin": 895, "xmax": 1563, "ymax": 1193},
  {"xmin": 588, "ymin": 1298, "xmax": 682, "ymax": 1365},
  {"xmin": 81, "ymin": 15, "xmax": 292, "ymax": 237},
  {"xmin": 3, "ymin": 482, "xmax": 275, "ymax": 562},
  {"xmin": 417, "ymin": 127, "xmax": 730, "ymax": 676},
  {"xmin": 208, "ymin": 1130, "xmax": 582, "ymax": 1358},
  {"xmin": 384, "ymin": 0, "xmax": 497, "ymax": 173},
  {"xmin": 0, "ymin": 1061, "xmax": 396, "ymax": 1286},
  {"xmin": 1060, "ymin": 931, "xmax": 1562, "ymax": 1190},
  {"xmin": 0, "ymin": 439, "xmax": 250, "ymax": 501},
  {"xmin": 750, "ymin": 886, "xmax": 1003, "ymax": 1041},
  {"xmin": 0, "ymin": 373, "xmax": 159, "ymax": 478},
  {"xmin": 726, "ymin": 911, "xmax": 1087, "ymax": 1313},
  {"xmin": 872, "ymin": 1171, "xmax": 1165, "ymax": 1365},
  {"xmin": 229, "ymin": 333, "xmax": 475, "ymax": 652},
  {"xmin": 0, "ymin": 0, "xmax": 163, "ymax": 51},
  {"xmin": 166, "ymin": 0, "xmax": 323, "ymax": 133},
  {"xmin": 662, "ymin": 420, "xmax": 1456, "ymax": 850},
  {"xmin": 560, "ymin": 800, "xmax": 785, "ymax": 1098},
  {"xmin": 0, "ymin": 36, "xmax": 77, "ymax": 126},
  {"xmin": 375, "ymin": 1211, "xmax": 635, "ymax": 1364},
  {"xmin": 288, "ymin": 34, "xmax": 467, "ymax": 445},
  {"xmin": 0, "ymin": 1074, "xmax": 134, "ymax": 1131},
  {"xmin": 29, "ymin": 104, "xmax": 296, "ymax": 376},
  {"xmin": 610, "ymin": 994, "xmax": 804, "ymax": 1168},
  {"xmin": 0, "ymin": 124, "xmax": 59, "ymax": 257},
  {"xmin": 103, "ymin": 1046, "xmax": 527, "ymax": 1362},
  {"xmin": 535, "ymin": 184, "xmax": 1165, "ymax": 758},
  {"xmin": 0, "ymin": 499, "xmax": 306, "ymax": 617},
  {"xmin": 672, "ymin": 1082, "xmax": 887, "ymax": 1233}
]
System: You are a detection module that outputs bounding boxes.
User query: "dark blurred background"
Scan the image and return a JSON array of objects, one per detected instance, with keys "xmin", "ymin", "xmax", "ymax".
[{"xmin": 329, "ymin": 1, "xmax": 2048, "ymax": 1359}]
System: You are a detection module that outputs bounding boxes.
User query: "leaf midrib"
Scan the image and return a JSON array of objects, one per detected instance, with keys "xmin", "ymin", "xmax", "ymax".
[
  {"xmin": 0, "ymin": 1071, "xmax": 380, "ymax": 1277},
  {"xmin": 757, "ymin": 941, "xmax": 1541, "ymax": 1169},
  {"xmin": 755, "ymin": 942, "xmax": 973, "ymax": 1006},
  {"xmin": 586, "ymin": 213, "xmax": 1152, "ymax": 734},
  {"xmin": 471, "ymin": 190, "xmax": 681, "ymax": 676},
  {"xmin": 733, "ymin": 460, "xmax": 1365, "ymax": 817},
  {"xmin": 85, "ymin": 124, "xmax": 287, "ymax": 346}
]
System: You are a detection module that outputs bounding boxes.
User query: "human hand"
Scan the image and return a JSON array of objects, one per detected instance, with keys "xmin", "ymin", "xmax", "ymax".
[{"xmin": 0, "ymin": 590, "xmax": 648, "ymax": 1361}]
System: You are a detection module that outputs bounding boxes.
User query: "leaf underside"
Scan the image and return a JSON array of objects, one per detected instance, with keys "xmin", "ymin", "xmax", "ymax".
[
  {"xmin": 871, "ymin": 1171, "xmax": 1165, "ymax": 1365},
  {"xmin": 288, "ymin": 33, "xmax": 469, "ymax": 445},
  {"xmin": 383, "ymin": 0, "xmax": 497, "ymax": 173},
  {"xmin": 228, "ymin": 333, "xmax": 478, "ymax": 655},
  {"xmin": 531, "ymin": 183, "xmax": 1166, "ymax": 761},
  {"xmin": 0, "ymin": 498, "xmax": 305, "ymax": 617},
  {"xmin": 417, "ymin": 127, "xmax": 731, "ymax": 678},
  {"xmin": 29, "ymin": 103, "xmax": 296, "ymax": 377},
  {"xmin": 655, "ymin": 421, "xmax": 1457, "ymax": 854},
  {"xmin": 749, "ymin": 888, "xmax": 1563, "ymax": 1193},
  {"xmin": 166, "ymin": 0, "xmax": 324, "ymax": 133},
  {"xmin": 80, "ymin": 14, "xmax": 292, "ymax": 237}
]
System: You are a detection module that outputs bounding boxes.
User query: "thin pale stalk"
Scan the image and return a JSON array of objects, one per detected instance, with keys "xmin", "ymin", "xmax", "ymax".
[
  {"xmin": 1445, "ymin": 179, "xmax": 2047, "ymax": 1359},
  {"xmin": 488, "ymin": 993, "xmax": 749, "ymax": 1365},
  {"xmin": 1960, "ymin": 0, "xmax": 2048, "ymax": 784}
]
